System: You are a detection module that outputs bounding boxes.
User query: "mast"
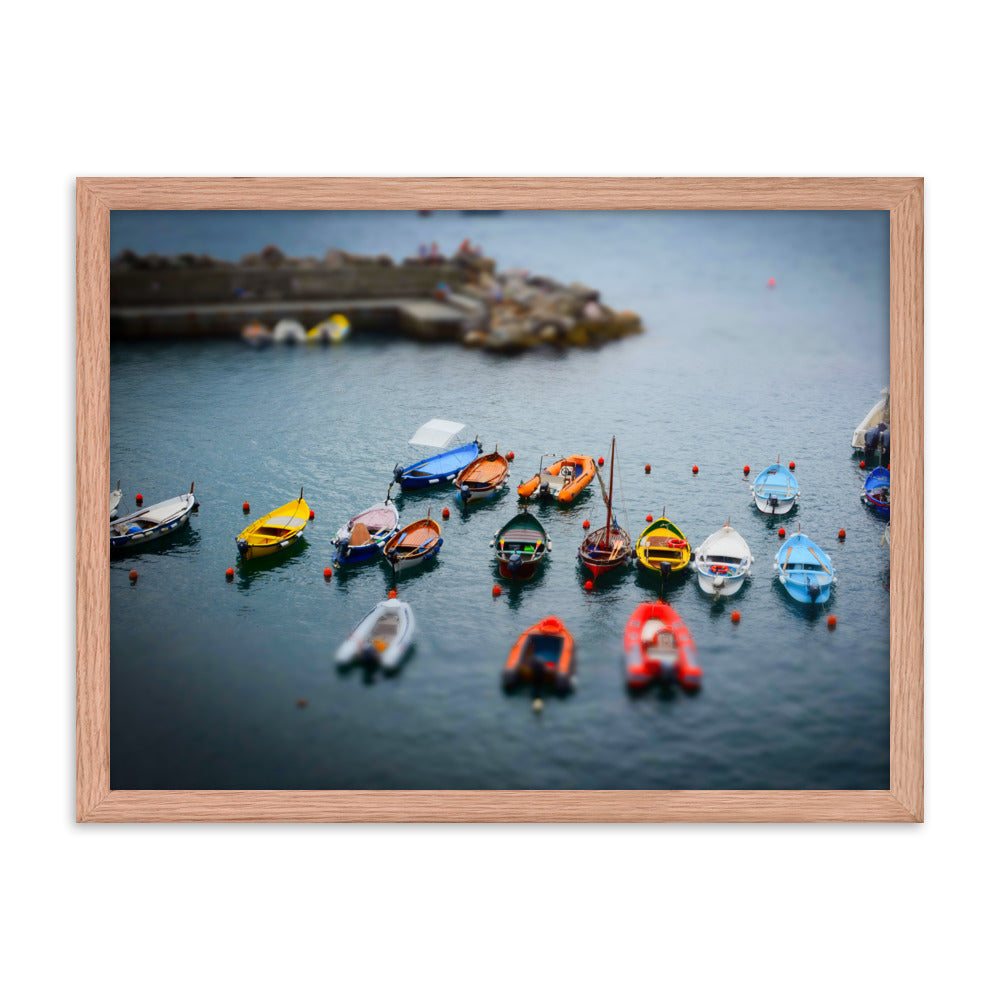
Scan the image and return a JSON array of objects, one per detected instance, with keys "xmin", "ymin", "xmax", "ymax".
[{"xmin": 605, "ymin": 436, "xmax": 615, "ymax": 543}]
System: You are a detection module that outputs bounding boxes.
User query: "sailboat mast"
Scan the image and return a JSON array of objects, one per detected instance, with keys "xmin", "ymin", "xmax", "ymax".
[{"xmin": 605, "ymin": 437, "xmax": 615, "ymax": 541}]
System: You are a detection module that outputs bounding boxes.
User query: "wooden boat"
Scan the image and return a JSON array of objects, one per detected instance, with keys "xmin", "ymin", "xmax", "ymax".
[
  {"xmin": 334, "ymin": 598, "xmax": 415, "ymax": 671},
  {"xmin": 862, "ymin": 466, "xmax": 890, "ymax": 519},
  {"xmin": 240, "ymin": 322, "xmax": 272, "ymax": 348},
  {"xmin": 307, "ymin": 313, "xmax": 350, "ymax": 343},
  {"xmin": 236, "ymin": 490, "xmax": 309, "ymax": 560},
  {"xmin": 774, "ymin": 528, "xmax": 836, "ymax": 604},
  {"xmin": 110, "ymin": 480, "xmax": 122, "ymax": 520},
  {"xmin": 852, "ymin": 387, "xmax": 890, "ymax": 450},
  {"xmin": 331, "ymin": 498, "xmax": 399, "ymax": 567},
  {"xmin": 111, "ymin": 484, "xmax": 197, "ymax": 552},
  {"xmin": 503, "ymin": 616, "xmax": 575, "ymax": 693},
  {"xmin": 623, "ymin": 601, "xmax": 702, "ymax": 691},
  {"xmin": 693, "ymin": 523, "xmax": 753, "ymax": 596},
  {"xmin": 455, "ymin": 449, "xmax": 509, "ymax": 504},
  {"xmin": 393, "ymin": 419, "xmax": 482, "ymax": 490},
  {"xmin": 383, "ymin": 513, "xmax": 442, "ymax": 574},
  {"xmin": 751, "ymin": 458, "xmax": 800, "ymax": 515},
  {"xmin": 490, "ymin": 511, "xmax": 551, "ymax": 579},
  {"xmin": 272, "ymin": 319, "xmax": 308, "ymax": 343},
  {"xmin": 578, "ymin": 437, "xmax": 631, "ymax": 580},
  {"xmin": 518, "ymin": 454, "xmax": 596, "ymax": 503},
  {"xmin": 635, "ymin": 513, "xmax": 691, "ymax": 578}
]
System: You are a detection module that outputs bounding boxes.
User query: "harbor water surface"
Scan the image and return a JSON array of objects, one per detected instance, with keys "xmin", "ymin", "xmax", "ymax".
[{"xmin": 111, "ymin": 210, "xmax": 890, "ymax": 790}]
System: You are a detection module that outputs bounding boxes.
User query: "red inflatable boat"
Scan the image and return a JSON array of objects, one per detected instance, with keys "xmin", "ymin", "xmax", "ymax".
[{"xmin": 623, "ymin": 601, "xmax": 702, "ymax": 691}]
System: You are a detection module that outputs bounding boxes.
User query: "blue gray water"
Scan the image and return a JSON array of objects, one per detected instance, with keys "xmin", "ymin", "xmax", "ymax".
[{"xmin": 110, "ymin": 210, "xmax": 889, "ymax": 790}]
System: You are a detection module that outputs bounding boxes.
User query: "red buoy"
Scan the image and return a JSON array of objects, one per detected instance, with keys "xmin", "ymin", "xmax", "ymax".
[
  {"xmin": 507, "ymin": 451, "xmax": 515, "ymax": 461},
  {"xmin": 778, "ymin": 527, "xmax": 786, "ymax": 538},
  {"xmin": 646, "ymin": 514, "xmax": 653, "ymax": 522},
  {"xmin": 242, "ymin": 501, "xmax": 250, "ymax": 514},
  {"xmin": 296, "ymin": 698, "xmax": 308, "ymax": 709},
  {"xmin": 644, "ymin": 464, "xmax": 651, "ymax": 474},
  {"xmin": 692, "ymin": 465, "xmax": 699, "ymax": 474},
  {"xmin": 309, "ymin": 510, "xmax": 315, "ymax": 520},
  {"xmin": 789, "ymin": 461, "xmax": 796, "ymax": 470},
  {"xmin": 135, "ymin": 493, "xmax": 143, "ymax": 506},
  {"xmin": 584, "ymin": 580, "xmax": 594, "ymax": 591},
  {"xmin": 388, "ymin": 589, "xmax": 397, "ymax": 599},
  {"xmin": 583, "ymin": 519, "xmax": 590, "ymax": 530},
  {"xmin": 442, "ymin": 508, "xmax": 450, "ymax": 519},
  {"xmin": 598, "ymin": 457, "xmax": 605, "ymax": 466},
  {"xmin": 323, "ymin": 567, "xmax": 332, "ymax": 579},
  {"xmin": 838, "ymin": 528, "xmax": 846, "ymax": 540},
  {"xmin": 768, "ymin": 278, "xmax": 776, "ymax": 287},
  {"xmin": 731, "ymin": 610, "xmax": 741, "ymax": 623},
  {"xmin": 827, "ymin": 615, "xmax": 837, "ymax": 629},
  {"xmin": 860, "ymin": 460, "xmax": 866, "ymax": 469},
  {"xmin": 128, "ymin": 569, "xmax": 138, "ymax": 582},
  {"xmin": 743, "ymin": 465, "xmax": 750, "ymax": 476},
  {"xmin": 492, "ymin": 585, "xmax": 501, "ymax": 597},
  {"xmin": 225, "ymin": 567, "xmax": 234, "ymax": 580}
]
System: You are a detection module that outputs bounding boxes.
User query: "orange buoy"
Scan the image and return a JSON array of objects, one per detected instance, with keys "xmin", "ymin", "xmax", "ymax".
[
  {"xmin": 583, "ymin": 519, "xmax": 590, "ymax": 530},
  {"xmin": 309, "ymin": 510, "xmax": 315, "ymax": 520},
  {"xmin": 598, "ymin": 457, "xmax": 605, "ymax": 466},
  {"xmin": 646, "ymin": 514, "xmax": 653, "ymax": 522},
  {"xmin": 731, "ymin": 610, "xmax": 741, "ymax": 623},
  {"xmin": 388, "ymin": 589, "xmax": 397, "ymax": 598},
  {"xmin": 296, "ymin": 698, "xmax": 308, "ymax": 708},
  {"xmin": 128, "ymin": 569, "xmax": 138, "ymax": 582},
  {"xmin": 225, "ymin": 567, "xmax": 234, "ymax": 580},
  {"xmin": 827, "ymin": 615, "xmax": 837, "ymax": 629},
  {"xmin": 242, "ymin": 501, "xmax": 250, "ymax": 514},
  {"xmin": 768, "ymin": 278, "xmax": 776, "ymax": 287},
  {"xmin": 789, "ymin": 461, "xmax": 796, "ymax": 470},
  {"xmin": 778, "ymin": 527, "xmax": 786, "ymax": 538},
  {"xmin": 442, "ymin": 508, "xmax": 450, "ymax": 519},
  {"xmin": 860, "ymin": 460, "xmax": 866, "ymax": 468},
  {"xmin": 838, "ymin": 528, "xmax": 846, "ymax": 540},
  {"xmin": 743, "ymin": 465, "xmax": 750, "ymax": 475},
  {"xmin": 692, "ymin": 465, "xmax": 699, "ymax": 474},
  {"xmin": 507, "ymin": 451, "xmax": 515, "ymax": 461},
  {"xmin": 644, "ymin": 464, "xmax": 651, "ymax": 474},
  {"xmin": 135, "ymin": 493, "xmax": 143, "ymax": 506},
  {"xmin": 584, "ymin": 580, "xmax": 594, "ymax": 591},
  {"xmin": 323, "ymin": 567, "xmax": 332, "ymax": 579},
  {"xmin": 492, "ymin": 585, "xmax": 501, "ymax": 597}
]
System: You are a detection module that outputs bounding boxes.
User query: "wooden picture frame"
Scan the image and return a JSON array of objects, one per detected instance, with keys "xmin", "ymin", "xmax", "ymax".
[{"xmin": 77, "ymin": 177, "xmax": 923, "ymax": 822}]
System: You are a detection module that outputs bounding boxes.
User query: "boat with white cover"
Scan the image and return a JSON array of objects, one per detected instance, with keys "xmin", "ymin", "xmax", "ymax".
[
  {"xmin": 393, "ymin": 419, "xmax": 482, "ymax": 490},
  {"xmin": 852, "ymin": 388, "xmax": 890, "ymax": 450},
  {"xmin": 693, "ymin": 524, "xmax": 753, "ymax": 596},
  {"xmin": 334, "ymin": 598, "xmax": 415, "ymax": 671}
]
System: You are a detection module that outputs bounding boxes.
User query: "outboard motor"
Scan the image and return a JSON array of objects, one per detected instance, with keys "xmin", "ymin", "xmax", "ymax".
[
  {"xmin": 334, "ymin": 538, "xmax": 350, "ymax": 562},
  {"xmin": 393, "ymin": 464, "xmax": 404, "ymax": 485},
  {"xmin": 659, "ymin": 661, "xmax": 677, "ymax": 685},
  {"xmin": 460, "ymin": 484, "xmax": 471, "ymax": 504},
  {"xmin": 359, "ymin": 642, "xmax": 380, "ymax": 667},
  {"xmin": 539, "ymin": 482, "xmax": 551, "ymax": 499},
  {"xmin": 768, "ymin": 496, "xmax": 779, "ymax": 511},
  {"xmin": 236, "ymin": 538, "xmax": 249, "ymax": 558},
  {"xmin": 807, "ymin": 580, "xmax": 821, "ymax": 602},
  {"xmin": 508, "ymin": 551, "xmax": 523, "ymax": 575},
  {"xmin": 529, "ymin": 655, "xmax": 547, "ymax": 685}
]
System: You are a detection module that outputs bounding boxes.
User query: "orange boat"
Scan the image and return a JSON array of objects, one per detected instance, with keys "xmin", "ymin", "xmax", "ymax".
[
  {"xmin": 623, "ymin": 601, "xmax": 702, "ymax": 691},
  {"xmin": 517, "ymin": 454, "xmax": 596, "ymax": 504},
  {"xmin": 455, "ymin": 449, "xmax": 509, "ymax": 504},
  {"xmin": 503, "ymin": 616, "xmax": 575, "ymax": 693}
]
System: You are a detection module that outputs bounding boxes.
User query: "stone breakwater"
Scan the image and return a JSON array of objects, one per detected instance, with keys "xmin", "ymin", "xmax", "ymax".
[{"xmin": 110, "ymin": 245, "xmax": 643, "ymax": 352}]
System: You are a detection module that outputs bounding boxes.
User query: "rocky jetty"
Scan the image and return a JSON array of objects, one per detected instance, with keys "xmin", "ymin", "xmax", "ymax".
[{"xmin": 111, "ymin": 243, "xmax": 642, "ymax": 351}]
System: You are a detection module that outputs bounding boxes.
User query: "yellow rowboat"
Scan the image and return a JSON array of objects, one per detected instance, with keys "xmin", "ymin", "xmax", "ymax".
[
  {"xmin": 635, "ymin": 515, "xmax": 691, "ymax": 577},
  {"xmin": 307, "ymin": 313, "xmax": 351, "ymax": 343},
  {"xmin": 236, "ymin": 491, "xmax": 310, "ymax": 560}
]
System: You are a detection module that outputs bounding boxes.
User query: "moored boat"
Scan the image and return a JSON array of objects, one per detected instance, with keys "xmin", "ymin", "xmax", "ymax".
[
  {"xmin": 517, "ymin": 453, "xmax": 596, "ymax": 504},
  {"xmin": 383, "ymin": 513, "xmax": 443, "ymax": 574},
  {"xmin": 752, "ymin": 459, "xmax": 800, "ymax": 515},
  {"xmin": 774, "ymin": 528, "xmax": 836, "ymax": 604},
  {"xmin": 393, "ymin": 419, "xmax": 482, "ymax": 490},
  {"xmin": 334, "ymin": 598, "xmax": 415, "ymax": 672},
  {"xmin": 862, "ymin": 466, "xmax": 890, "ymax": 519},
  {"xmin": 272, "ymin": 319, "xmax": 308, "ymax": 343},
  {"xmin": 635, "ymin": 513, "xmax": 691, "ymax": 579},
  {"xmin": 110, "ymin": 480, "xmax": 122, "ymax": 520},
  {"xmin": 852, "ymin": 388, "xmax": 890, "ymax": 450},
  {"xmin": 331, "ymin": 498, "xmax": 400, "ymax": 567},
  {"xmin": 240, "ymin": 322, "xmax": 272, "ymax": 348},
  {"xmin": 623, "ymin": 601, "xmax": 702, "ymax": 691},
  {"xmin": 307, "ymin": 313, "xmax": 350, "ymax": 343},
  {"xmin": 503, "ymin": 616, "xmax": 575, "ymax": 693},
  {"xmin": 455, "ymin": 449, "xmax": 509, "ymax": 504},
  {"xmin": 490, "ymin": 511, "xmax": 551, "ymax": 579},
  {"xmin": 111, "ymin": 484, "xmax": 198, "ymax": 552},
  {"xmin": 578, "ymin": 437, "xmax": 631, "ymax": 580},
  {"xmin": 693, "ymin": 523, "xmax": 753, "ymax": 596},
  {"xmin": 236, "ymin": 490, "xmax": 309, "ymax": 560}
]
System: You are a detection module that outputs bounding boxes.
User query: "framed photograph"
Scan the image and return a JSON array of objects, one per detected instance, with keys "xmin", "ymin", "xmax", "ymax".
[{"xmin": 77, "ymin": 177, "xmax": 922, "ymax": 822}]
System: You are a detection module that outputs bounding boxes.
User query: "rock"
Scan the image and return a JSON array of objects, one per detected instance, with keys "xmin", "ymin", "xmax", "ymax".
[
  {"xmin": 323, "ymin": 249, "xmax": 347, "ymax": 268},
  {"xmin": 569, "ymin": 281, "xmax": 600, "ymax": 302},
  {"xmin": 260, "ymin": 244, "xmax": 285, "ymax": 266}
]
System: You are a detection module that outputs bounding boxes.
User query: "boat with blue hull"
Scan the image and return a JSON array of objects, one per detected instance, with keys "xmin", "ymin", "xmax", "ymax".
[
  {"xmin": 862, "ymin": 466, "xmax": 890, "ymax": 519},
  {"xmin": 331, "ymin": 498, "xmax": 400, "ymax": 567},
  {"xmin": 111, "ymin": 484, "xmax": 197, "ymax": 552},
  {"xmin": 752, "ymin": 459, "xmax": 800, "ymax": 515},
  {"xmin": 393, "ymin": 419, "xmax": 482, "ymax": 490},
  {"xmin": 774, "ymin": 529, "xmax": 836, "ymax": 604}
]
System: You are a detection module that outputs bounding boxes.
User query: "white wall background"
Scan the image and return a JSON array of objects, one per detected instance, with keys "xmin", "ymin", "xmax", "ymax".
[{"xmin": 2, "ymin": 3, "xmax": 994, "ymax": 997}]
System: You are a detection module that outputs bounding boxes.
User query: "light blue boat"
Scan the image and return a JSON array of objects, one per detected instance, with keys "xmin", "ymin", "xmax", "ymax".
[
  {"xmin": 752, "ymin": 459, "xmax": 800, "ymax": 515},
  {"xmin": 774, "ymin": 531, "xmax": 835, "ymax": 604}
]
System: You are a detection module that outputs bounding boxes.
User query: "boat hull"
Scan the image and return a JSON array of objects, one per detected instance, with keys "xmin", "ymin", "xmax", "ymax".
[
  {"xmin": 335, "ymin": 598, "xmax": 414, "ymax": 671},
  {"xmin": 752, "ymin": 464, "xmax": 800, "ymax": 516},
  {"xmin": 455, "ymin": 452, "xmax": 509, "ymax": 504},
  {"xmin": 395, "ymin": 441, "xmax": 483, "ymax": 490},
  {"xmin": 503, "ymin": 616, "xmax": 575, "ymax": 693},
  {"xmin": 634, "ymin": 517, "xmax": 691, "ymax": 575},
  {"xmin": 383, "ymin": 518, "xmax": 443, "ymax": 574},
  {"xmin": 236, "ymin": 497, "xmax": 310, "ymax": 561},
  {"xmin": 692, "ymin": 525, "xmax": 753, "ymax": 596},
  {"xmin": 517, "ymin": 455, "xmax": 595, "ymax": 504},
  {"xmin": 331, "ymin": 500, "xmax": 400, "ymax": 567},
  {"xmin": 774, "ymin": 532, "xmax": 835, "ymax": 605},
  {"xmin": 110, "ymin": 492, "xmax": 197, "ymax": 551},
  {"xmin": 695, "ymin": 566, "xmax": 748, "ymax": 596},
  {"xmin": 623, "ymin": 601, "xmax": 701, "ymax": 691}
]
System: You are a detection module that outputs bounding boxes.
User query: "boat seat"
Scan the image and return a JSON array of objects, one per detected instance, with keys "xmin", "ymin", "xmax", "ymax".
[{"xmin": 349, "ymin": 521, "xmax": 373, "ymax": 546}]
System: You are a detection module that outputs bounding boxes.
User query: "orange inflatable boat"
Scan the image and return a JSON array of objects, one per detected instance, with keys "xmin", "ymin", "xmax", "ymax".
[
  {"xmin": 503, "ymin": 616, "xmax": 575, "ymax": 693},
  {"xmin": 623, "ymin": 600, "xmax": 702, "ymax": 691},
  {"xmin": 517, "ymin": 455, "xmax": 596, "ymax": 504}
]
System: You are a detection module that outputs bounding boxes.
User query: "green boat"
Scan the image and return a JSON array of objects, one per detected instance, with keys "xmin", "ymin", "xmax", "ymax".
[{"xmin": 490, "ymin": 511, "xmax": 551, "ymax": 579}]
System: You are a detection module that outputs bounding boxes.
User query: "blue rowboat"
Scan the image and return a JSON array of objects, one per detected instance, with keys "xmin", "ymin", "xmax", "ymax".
[
  {"xmin": 392, "ymin": 419, "xmax": 482, "ymax": 490},
  {"xmin": 111, "ymin": 484, "xmax": 197, "ymax": 552},
  {"xmin": 331, "ymin": 498, "xmax": 400, "ymax": 567},
  {"xmin": 752, "ymin": 460, "xmax": 800, "ymax": 515},
  {"xmin": 774, "ymin": 531, "xmax": 835, "ymax": 604},
  {"xmin": 862, "ymin": 466, "xmax": 890, "ymax": 519}
]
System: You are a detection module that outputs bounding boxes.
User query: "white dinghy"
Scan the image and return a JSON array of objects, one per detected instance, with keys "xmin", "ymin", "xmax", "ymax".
[
  {"xmin": 110, "ymin": 484, "xmax": 198, "ymax": 552},
  {"xmin": 272, "ymin": 319, "xmax": 308, "ymax": 344},
  {"xmin": 693, "ymin": 523, "xmax": 753, "ymax": 596},
  {"xmin": 110, "ymin": 480, "xmax": 122, "ymax": 519},
  {"xmin": 334, "ymin": 598, "xmax": 415, "ymax": 672},
  {"xmin": 852, "ymin": 387, "xmax": 889, "ymax": 450}
]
